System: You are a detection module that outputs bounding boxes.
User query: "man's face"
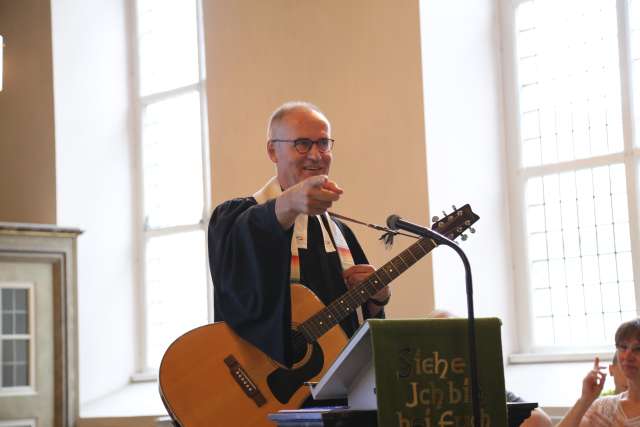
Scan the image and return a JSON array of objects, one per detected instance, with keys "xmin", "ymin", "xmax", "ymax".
[{"xmin": 267, "ymin": 109, "xmax": 332, "ymax": 190}]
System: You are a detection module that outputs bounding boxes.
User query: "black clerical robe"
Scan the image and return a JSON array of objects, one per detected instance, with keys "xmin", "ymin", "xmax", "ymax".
[{"xmin": 208, "ymin": 196, "xmax": 382, "ymax": 368}]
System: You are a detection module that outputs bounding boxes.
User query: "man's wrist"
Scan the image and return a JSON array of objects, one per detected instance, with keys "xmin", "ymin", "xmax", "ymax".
[{"xmin": 274, "ymin": 193, "xmax": 297, "ymax": 229}]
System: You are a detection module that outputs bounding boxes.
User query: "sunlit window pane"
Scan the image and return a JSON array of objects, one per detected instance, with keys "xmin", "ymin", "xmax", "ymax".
[
  {"xmin": 567, "ymin": 284, "xmax": 585, "ymax": 313},
  {"xmin": 534, "ymin": 289, "xmax": 552, "ymax": 317},
  {"xmin": 145, "ymin": 231, "xmax": 208, "ymax": 368},
  {"xmin": 527, "ymin": 177, "xmax": 544, "ymax": 205},
  {"xmin": 631, "ymin": 0, "xmax": 640, "ymax": 142},
  {"xmin": 516, "ymin": 0, "xmax": 624, "ymax": 166},
  {"xmin": 534, "ymin": 316, "xmax": 554, "ymax": 346},
  {"xmin": 586, "ymin": 313, "xmax": 606, "ymax": 345},
  {"xmin": 620, "ymin": 281, "xmax": 636, "ymax": 312},
  {"xmin": 604, "ymin": 312, "xmax": 624, "ymax": 340},
  {"xmin": 570, "ymin": 314, "xmax": 588, "ymax": 344},
  {"xmin": 545, "ymin": 203, "xmax": 561, "ymax": 231},
  {"xmin": 525, "ymin": 164, "xmax": 636, "ymax": 346},
  {"xmin": 137, "ymin": 0, "xmax": 200, "ymax": 96},
  {"xmin": 549, "ymin": 259, "xmax": 565, "ymax": 287},
  {"xmin": 547, "ymin": 231, "xmax": 563, "ymax": 258},
  {"xmin": 531, "ymin": 261, "xmax": 549, "ymax": 289},
  {"xmin": 135, "ymin": 0, "xmax": 209, "ymax": 373},
  {"xmin": 142, "ymin": 91, "xmax": 204, "ymax": 229},
  {"xmin": 1, "ymin": 287, "xmax": 32, "ymax": 389},
  {"xmin": 554, "ymin": 315, "xmax": 570, "ymax": 343}
]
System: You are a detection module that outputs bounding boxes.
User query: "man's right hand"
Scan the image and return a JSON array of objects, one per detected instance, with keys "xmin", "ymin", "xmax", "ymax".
[{"xmin": 275, "ymin": 175, "xmax": 343, "ymax": 229}]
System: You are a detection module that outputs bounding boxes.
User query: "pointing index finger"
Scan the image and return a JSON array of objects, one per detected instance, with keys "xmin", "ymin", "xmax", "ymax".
[{"xmin": 322, "ymin": 179, "xmax": 343, "ymax": 195}]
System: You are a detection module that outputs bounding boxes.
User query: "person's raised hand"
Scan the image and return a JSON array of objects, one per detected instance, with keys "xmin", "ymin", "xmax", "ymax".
[
  {"xmin": 275, "ymin": 175, "xmax": 343, "ymax": 229},
  {"xmin": 580, "ymin": 357, "xmax": 607, "ymax": 405}
]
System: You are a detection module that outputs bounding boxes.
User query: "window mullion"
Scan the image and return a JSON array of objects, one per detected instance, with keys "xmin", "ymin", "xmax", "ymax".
[
  {"xmin": 198, "ymin": 85, "xmax": 210, "ymax": 219},
  {"xmin": 617, "ymin": 0, "xmax": 640, "ymax": 316},
  {"xmin": 144, "ymin": 222, "xmax": 203, "ymax": 238},
  {"xmin": 500, "ymin": 0, "xmax": 536, "ymax": 353},
  {"xmin": 198, "ymin": 82, "xmax": 213, "ymax": 323},
  {"xmin": 520, "ymin": 153, "xmax": 627, "ymax": 179},
  {"xmin": 129, "ymin": 0, "xmax": 148, "ymax": 377},
  {"xmin": 139, "ymin": 82, "xmax": 201, "ymax": 106},
  {"xmin": 195, "ymin": 0, "xmax": 213, "ymax": 322}
]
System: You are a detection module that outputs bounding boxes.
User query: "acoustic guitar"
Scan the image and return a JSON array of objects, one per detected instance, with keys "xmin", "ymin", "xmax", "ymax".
[{"xmin": 159, "ymin": 205, "xmax": 479, "ymax": 426}]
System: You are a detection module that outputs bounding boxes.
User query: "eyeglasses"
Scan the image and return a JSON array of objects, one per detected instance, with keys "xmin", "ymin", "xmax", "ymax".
[{"xmin": 270, "ymin": 138, "xmax": 335, "ymax": 154}]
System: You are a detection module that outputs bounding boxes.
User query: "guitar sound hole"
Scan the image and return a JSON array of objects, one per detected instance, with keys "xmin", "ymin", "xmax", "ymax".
[
  {"xmin": 291, "ymin": 330, "xmax": 308, "ymax": 364},
  {"xmin": 267, "ymin": 340, "xmax": 325, "ymax": 404}
]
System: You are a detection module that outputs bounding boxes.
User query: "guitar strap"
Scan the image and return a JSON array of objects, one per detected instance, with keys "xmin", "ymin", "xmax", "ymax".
[{"xmin": 253, "ymin": 177, "xmax": 362, "ymax": 322}]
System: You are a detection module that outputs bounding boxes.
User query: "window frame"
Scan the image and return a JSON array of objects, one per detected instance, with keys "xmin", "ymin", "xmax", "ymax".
[
  {"xmin": 501, "ymin": 0, "xmax": 640, "ymax": 359},
  {"xmin": 130, "ymin": 0, "xmax": 212, "ymax": 377},
  {"xmin": 0, "ymin": 282, "xmax": 36, "ymax": 396},
  {"xmin": 0, "ymin": 420, "xmax": 37, "ymax": 427}
]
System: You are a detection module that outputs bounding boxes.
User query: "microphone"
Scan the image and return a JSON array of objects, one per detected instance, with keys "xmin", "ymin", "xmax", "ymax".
[{"xmin": 386, "ymin": 214, "xmax": 451, "ymax": 245}]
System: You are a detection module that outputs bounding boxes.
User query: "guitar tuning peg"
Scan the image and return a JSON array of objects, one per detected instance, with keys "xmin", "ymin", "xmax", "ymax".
[
  {"xmin": 470, "ymin": 227, "xmax": 476, "ymax": 234},
  {"xmin": 452, "ymin": 205, "xmax": 457, "ymax": 211},
  {"xmin": 442, "ymin": 210, "xmax": 447, "ymax": 217},
  {"xmin": 461, "ymin": 234, "xmax": 468, "ymax": 241},
  {"xmin": 432, "ymin": 216, "xmax": 440, "ymax": 222}
]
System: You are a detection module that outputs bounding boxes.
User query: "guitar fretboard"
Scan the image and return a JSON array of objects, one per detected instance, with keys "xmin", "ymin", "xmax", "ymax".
[{"xmin": 298, "ymin": 236, "xmax": 436, "ymax": 342}]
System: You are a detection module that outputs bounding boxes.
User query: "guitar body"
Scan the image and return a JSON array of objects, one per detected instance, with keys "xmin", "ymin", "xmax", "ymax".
[{"xmin": 159, "ymin": 284, "xmax": 349, "ymax": 427}]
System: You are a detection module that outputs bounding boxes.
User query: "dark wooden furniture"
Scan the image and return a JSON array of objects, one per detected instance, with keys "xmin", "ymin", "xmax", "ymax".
[{"xmin": 268, "ymin": 402, "xmax": 539, "ymax": 427}]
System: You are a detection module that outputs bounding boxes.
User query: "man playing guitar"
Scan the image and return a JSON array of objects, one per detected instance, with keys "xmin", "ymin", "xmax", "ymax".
[
  {"xmin": 208, "ymin": 101, "xmax": 391, "ymax": 370},
  {"xmin": 161, "ymin": 101, "xmax": 478, "ymax": 426}
]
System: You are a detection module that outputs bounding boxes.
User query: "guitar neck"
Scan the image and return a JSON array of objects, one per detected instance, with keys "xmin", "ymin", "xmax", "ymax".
[{"xmin": 298, "ymin": 236, "xmax": 436, "ymax": 342}]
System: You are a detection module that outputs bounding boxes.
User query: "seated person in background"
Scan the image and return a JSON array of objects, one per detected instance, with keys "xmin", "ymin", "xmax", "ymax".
[
  {"xmin": 427, "ymin": 309, "xmax": 552, "ymax": 427},
  {"xmin": 608, "ymin": 353, "xmax": 629, "ymax": 395},
  {"xmin": 558, "ymin": 318, "xmax": 640, "ymax": 427}
]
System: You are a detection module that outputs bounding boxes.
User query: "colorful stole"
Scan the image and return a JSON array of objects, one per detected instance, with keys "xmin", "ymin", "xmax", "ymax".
[{"xmin": 253, "ymin": 177, "xmax": 361, "ymax": 321}]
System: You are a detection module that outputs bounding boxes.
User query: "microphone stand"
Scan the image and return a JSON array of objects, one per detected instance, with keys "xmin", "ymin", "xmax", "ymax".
[
  {"xmin": 393, "ymin": 223, "xmax": 481, "ymax": 427},
  {"xmin": 432, "ymin": 233, "xmax": 481, "ymax": 427}
]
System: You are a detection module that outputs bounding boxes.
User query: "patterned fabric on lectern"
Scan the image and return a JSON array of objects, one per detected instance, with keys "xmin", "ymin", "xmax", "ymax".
[{"xmin": 370, "ymin": 318, "xmax": 508, "ymax": 427}]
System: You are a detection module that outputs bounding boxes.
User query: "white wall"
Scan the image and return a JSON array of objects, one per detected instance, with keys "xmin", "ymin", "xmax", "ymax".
[
  {"xmin": 420, "ymin": 0, "xmax": 517, "ymax": 356},
  {"xmin": 51, "ymin": 0, "xmax": 138, "ymax": 406}
]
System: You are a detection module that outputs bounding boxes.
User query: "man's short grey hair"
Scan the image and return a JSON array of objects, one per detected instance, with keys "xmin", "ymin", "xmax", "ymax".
[{"xmin": 267, "ymin": 101, "xmax": 329, "ymax": 139}]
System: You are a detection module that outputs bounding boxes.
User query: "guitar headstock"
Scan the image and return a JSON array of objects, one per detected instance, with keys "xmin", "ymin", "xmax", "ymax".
[{"xmin": 430, "ymin": 204, "xmax": 480, "ymax": 242}]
